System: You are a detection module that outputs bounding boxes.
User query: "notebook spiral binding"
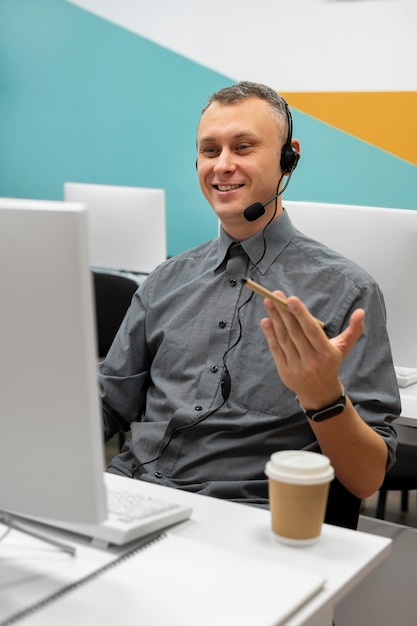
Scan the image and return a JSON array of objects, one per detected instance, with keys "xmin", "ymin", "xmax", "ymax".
[{"xmin": 0, "ymin": 532, "xmax": 166, "ymax": 626}]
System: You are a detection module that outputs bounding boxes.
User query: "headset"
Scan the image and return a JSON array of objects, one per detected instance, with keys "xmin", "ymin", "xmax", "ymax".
[{"xmin": 279, "ymin": 99, "xmax": 300, "ymax": 174}]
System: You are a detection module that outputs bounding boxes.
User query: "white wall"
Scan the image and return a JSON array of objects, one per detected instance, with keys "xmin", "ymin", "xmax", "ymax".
[{"xmin": 67, "ymin": 0, "xmax": 417, "ymax": 91}]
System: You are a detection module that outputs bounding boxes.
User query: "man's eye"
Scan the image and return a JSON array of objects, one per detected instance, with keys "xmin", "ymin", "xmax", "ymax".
[
  {"xmin": 202, "ymin": 147, "xmax": 219, "ymax": 157},
  {"xmin": 236, "ymin": 144, "xmax": 251, "ymax": 152}
]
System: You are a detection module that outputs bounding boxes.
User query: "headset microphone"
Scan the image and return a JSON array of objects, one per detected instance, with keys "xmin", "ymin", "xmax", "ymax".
[{"xmin": 243, "ymin": 191, "xmax": 280, "ymax": 222}]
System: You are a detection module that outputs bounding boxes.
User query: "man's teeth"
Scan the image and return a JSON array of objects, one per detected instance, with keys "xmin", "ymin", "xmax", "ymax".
[{"xmin": 217, "ymin": 185, "xmax": 241, "ymax": 191}]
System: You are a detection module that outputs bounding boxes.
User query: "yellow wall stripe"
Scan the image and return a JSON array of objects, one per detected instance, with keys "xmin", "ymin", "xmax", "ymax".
[{"xmin": 281, "ymin": 92, "xmax": 417, "ymax": 166}]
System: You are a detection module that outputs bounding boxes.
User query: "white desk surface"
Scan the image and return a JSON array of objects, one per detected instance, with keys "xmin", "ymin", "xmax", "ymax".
[
  {"xmin": 398, "ymin": 382, "xmax": 417, "ymax": 426},
  {"xmin": 1, "ymin": 475, "xmax": 392, "ymax": 626}
]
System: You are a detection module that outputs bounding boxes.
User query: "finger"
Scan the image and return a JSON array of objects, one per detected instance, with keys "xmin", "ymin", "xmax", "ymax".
[
  {"xmin": 331, "ymin": 308, "xmax": 365, "ymax": 357},
  {"xmin": 260, "ymin": 314, "xmax": 290, "ymax": 368},
  {"xmin": 284, "ymin": 296, "xmax": 327, "ymax": 349},
  {"xmin": 262, "ymin": 297, "xmax": 311, "ymax": 365}
]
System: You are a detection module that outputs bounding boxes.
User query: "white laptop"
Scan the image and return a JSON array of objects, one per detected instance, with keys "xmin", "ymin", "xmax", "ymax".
[
  {"xmin": 0, "ymin": 197, "xmax": 191, "ymax": 549},
  {"xmin": 64, "ymin": 182, "xmax": 167, "ymax": 274}
]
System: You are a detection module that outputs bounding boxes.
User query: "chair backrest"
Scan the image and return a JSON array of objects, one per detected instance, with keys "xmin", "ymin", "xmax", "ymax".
[
  {"xmin": 325, "ymin": 478, "xmax": 361, "ymax": 530},
  {"xmin": 92, "ymin": 271, "xmax": 138, "ymax": 358}
]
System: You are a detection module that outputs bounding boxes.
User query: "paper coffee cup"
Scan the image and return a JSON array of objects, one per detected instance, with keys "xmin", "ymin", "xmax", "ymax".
[{"xmin": 265, "ymin": 450, "xmax": 334, "ymax": 546}]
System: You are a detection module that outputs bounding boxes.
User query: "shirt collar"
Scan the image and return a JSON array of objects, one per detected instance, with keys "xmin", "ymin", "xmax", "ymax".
[{"xmin": 215, "ymin": 209, "xmax": 296, "ymax": 275}]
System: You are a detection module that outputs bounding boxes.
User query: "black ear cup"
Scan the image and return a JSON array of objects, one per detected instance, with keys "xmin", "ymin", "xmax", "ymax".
[{"xmin": 280, "ymin": 143, "xmax": 300, "ymax": 173}]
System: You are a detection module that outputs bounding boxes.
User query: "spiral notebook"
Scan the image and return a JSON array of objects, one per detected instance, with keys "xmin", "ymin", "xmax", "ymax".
[{"xmin": 1, "ymin": 529, "xmax": 325, "ymax": 626}]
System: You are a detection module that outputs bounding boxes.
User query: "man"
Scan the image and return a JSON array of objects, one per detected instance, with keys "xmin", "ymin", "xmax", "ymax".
[{"xmin": 101, "ymin": 81, "xmax": 399, "ymax": 528}]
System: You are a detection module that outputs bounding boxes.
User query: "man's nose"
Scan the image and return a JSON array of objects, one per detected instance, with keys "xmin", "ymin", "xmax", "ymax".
[{"xmin": 213, "ymin": 149, "xmax": 236, "ymax": 173}]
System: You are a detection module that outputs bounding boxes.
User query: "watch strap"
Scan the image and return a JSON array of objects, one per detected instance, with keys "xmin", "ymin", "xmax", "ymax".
[{"xmin": 297, "ymin": 385, "xmax": 346, "ymax": 422}]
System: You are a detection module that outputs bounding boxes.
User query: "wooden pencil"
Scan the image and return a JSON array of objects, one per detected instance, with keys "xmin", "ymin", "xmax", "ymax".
[{"xmin": 242, "ymin": 277, "xmax": 325, "ymax": 329}]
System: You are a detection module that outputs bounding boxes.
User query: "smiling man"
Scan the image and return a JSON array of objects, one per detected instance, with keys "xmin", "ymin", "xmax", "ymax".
[
  {"xmin": 100, "ymin": 81, "xmax": 399, "ymax": 529},
  {"xmin": 197, "ymin": 88, "xmax": 299, "ymax": 240}
]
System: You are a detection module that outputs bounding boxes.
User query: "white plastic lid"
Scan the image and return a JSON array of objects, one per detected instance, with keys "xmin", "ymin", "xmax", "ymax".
[{"xmin": 265, "ymin": 450, "xmax": 334, "ymax": 485}]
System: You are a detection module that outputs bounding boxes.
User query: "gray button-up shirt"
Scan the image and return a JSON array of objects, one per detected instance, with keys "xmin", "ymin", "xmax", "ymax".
[{"xmin": 100, "ymin": 208, "xmax": 399, "ymax": 506}]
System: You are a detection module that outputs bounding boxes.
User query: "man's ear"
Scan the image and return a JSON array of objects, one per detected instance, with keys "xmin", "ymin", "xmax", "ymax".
[{"xmin": 292, "ymin": 138, "xmax": 301, "ymax": 155}]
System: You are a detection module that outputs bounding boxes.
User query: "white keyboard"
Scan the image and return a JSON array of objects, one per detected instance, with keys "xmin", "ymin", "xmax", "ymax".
[
  {"xmin": 107, "ymin": 487, "xmax": 179, "ymax": 523},
  {"xmin": 395, "ymin": 366, "xmax": 417, "ymax": 388},
  {"xmin": 32, "ymin": 475, "xmax": 193, "ymax": 549}
]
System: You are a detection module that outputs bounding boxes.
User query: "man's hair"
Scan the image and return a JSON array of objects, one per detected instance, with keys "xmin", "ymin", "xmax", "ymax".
[{"xmin": 201, "ymin": 81, "xmax": 289, "ymax": 136}]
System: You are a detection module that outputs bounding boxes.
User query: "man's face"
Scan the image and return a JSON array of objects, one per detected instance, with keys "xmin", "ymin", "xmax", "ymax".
[{"xmin": 196, "ymin": 97, "xmax": 285, "ymax": 230}]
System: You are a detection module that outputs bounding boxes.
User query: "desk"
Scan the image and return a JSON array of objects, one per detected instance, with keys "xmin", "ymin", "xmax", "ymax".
[
  {"xmin": 1, "ymin": 477, "xmax": 392, "ymax": 626},
  {"xmin": 398, "ymin": 383, "xmax": 417, "ymax": 426},
  {"xmin": 395, "ymin": 384, "xmax": 417, "ymax": 445}
]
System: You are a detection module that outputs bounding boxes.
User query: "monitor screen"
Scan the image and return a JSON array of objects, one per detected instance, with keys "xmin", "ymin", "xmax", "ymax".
[
  {"xmin": 64, "ymin": 182, "xmax": 167, "ymax": 274},
  {"xmin": 285, "ymin": 200, "xmax": 417, "ymax": 369},
  {"xmin": 0, "ymin": 198, "xmax": 107, "ymax": 524}
]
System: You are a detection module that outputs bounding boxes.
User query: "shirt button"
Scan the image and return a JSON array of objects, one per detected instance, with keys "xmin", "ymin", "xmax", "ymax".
[
  {"xmin": 210, "ymin": 365, "xmax": 218, "ymax": 373},
  {"xmin": 194, "ymin": 405, "xmax": 203, "ymax": 411},
  {"xmin": 229, "ymin": 278, "xmax": 237, "ymax": 287},
  {"xmin": 154, "ymin": 471, "xmax": 162, "ymax": 479},
  {"xmin": 218, "ymin": 320, "xmax": 226, "ymax": 328}
]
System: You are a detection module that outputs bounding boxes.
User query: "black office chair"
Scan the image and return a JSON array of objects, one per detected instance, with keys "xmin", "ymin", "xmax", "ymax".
[
  {"xmin": 92, "ymin": 271, "xmax": 138, "ymax": 453},
  {"xmin": 325, "ymin": 478, "xmax": 362, "ymax": 530},
  {"xmin": 376, "ymin": 443, "xmax": 417, "ymax": 520},
  {"xmin": 92, "ymin": 270, "xmax": 138, "ymax": 359}
]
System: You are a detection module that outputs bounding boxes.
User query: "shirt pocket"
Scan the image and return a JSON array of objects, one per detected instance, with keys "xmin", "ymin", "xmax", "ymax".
[{"xmin": 232, "ymin": 337, "xmax": 298, "ymax": 417}]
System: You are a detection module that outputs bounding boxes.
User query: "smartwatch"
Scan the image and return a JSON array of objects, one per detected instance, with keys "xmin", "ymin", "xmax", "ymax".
[{"xmin": 296, "ymin": 386, "xmax": 346, "ymax": 422}]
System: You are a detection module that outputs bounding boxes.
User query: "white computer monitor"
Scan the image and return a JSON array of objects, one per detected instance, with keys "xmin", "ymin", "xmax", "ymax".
[
  {"xmin": 284, "ymin": 200, "xmax": 417, "ymax": 369},
  {"xmin": 0, "ymin": 197, "xmax": 107, "ymax": 524},
  {"xmin": 64, "ymin": 182, "xmax": 167, "ymax": 274}
]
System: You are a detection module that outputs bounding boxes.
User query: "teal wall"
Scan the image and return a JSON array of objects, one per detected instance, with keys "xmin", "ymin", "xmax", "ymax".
[{"xmin": 1, "ymin": 0, "xmax": 416, "ymax": 256}]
